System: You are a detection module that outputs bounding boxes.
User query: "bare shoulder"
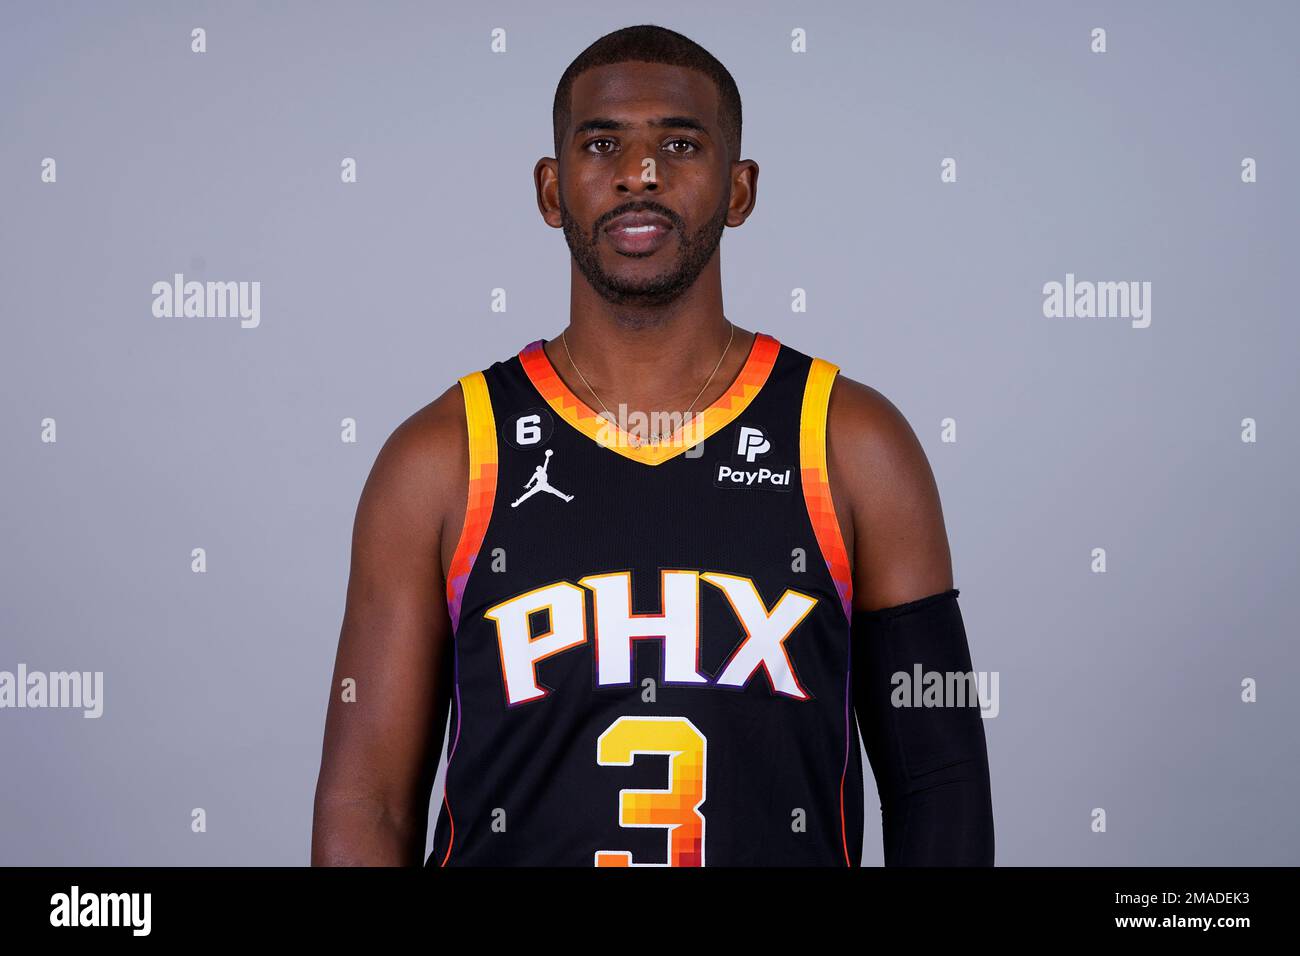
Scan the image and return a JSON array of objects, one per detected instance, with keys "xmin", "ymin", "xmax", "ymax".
[
  {"xmin": 824, "ymin": 373, "xmax": 935, "ymax": 509},
  {"xmin": 353, "ymin": 380, "xmax": 468, "ymax": 579},
  {"xmin": 823, "ymin": 371, "xmax": 953, "ymax": 611}
]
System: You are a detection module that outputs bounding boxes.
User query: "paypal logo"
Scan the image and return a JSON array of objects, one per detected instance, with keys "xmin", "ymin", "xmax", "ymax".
[{"xmin": 737, "ymin": 425, "xmax": 770, "ymax": 462}]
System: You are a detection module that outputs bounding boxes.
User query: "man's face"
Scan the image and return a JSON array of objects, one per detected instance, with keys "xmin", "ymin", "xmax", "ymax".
[{"xmin": 553, "ymin": 62, "xmax": 735, "ymax": 308}]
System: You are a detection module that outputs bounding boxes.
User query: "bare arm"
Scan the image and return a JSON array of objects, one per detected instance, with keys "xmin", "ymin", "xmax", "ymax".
[
  {"xmin": 826, "ymin": 374, "xmax": 952, "ymax": 608},
  {"xmin": 311, "ymin": 384, "xmax": 468, "ymax": 865},
  {"xmin": 828, "ymin": 374, "xmax": 994, "ymax": 865}
]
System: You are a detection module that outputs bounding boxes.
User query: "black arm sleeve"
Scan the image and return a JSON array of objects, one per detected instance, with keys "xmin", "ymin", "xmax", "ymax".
[{"xmin": 851, "ymin": 588, "xmax": 995, "ymax": 865}]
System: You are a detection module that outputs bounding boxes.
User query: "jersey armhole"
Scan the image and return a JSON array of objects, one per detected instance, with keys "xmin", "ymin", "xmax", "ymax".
[
  {"xmin": 445, "ymin": 371, "xmax": 498, "ymax": 635},
  {"xmin": 799, "ymin": 358, "xmax": 854, "ymax": 621}
]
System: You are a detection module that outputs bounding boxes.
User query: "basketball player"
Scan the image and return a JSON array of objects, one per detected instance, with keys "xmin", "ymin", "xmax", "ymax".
[{"xmin": 312, "ymin": 25, "xmax": 994, "ymax": 867}]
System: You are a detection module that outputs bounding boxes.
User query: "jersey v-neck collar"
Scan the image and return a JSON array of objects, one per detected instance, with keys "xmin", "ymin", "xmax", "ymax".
[{"xmin": 517, "ymin": 331, "xmax": 782, "ymax": 466}]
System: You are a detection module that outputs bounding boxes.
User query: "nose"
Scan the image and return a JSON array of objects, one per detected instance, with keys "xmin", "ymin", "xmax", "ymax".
[{"xmin": 613, "ymin": 145, "xmax": 659, "ymax": 194}]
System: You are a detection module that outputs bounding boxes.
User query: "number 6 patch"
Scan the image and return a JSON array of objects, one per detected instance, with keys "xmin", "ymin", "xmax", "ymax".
[{"xmin": 504, "ymin": 406, "xmax": 555, "ymax": 450}]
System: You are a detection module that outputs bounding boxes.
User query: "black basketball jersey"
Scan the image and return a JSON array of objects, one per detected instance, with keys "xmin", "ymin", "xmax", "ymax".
[{"xmin": 429, "ymin": 330, "xmax": 862, "ymax": 866}]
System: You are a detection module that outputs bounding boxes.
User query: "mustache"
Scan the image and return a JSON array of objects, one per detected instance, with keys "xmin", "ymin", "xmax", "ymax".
[{"xmin": 594, "ymin": 202, "xmax": 682, "ymax": 234}]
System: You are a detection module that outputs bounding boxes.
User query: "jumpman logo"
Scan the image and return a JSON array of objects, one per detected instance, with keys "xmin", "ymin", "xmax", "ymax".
[{"xmin": 511, "ymin": 448, "xmax": 574, "ymax": 508}]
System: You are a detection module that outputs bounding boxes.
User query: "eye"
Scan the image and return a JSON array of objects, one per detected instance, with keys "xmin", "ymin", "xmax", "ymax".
[
  {"xmin": 585, "ymin": 138, "xmax": 617, "ymax": 154},
  {"xmin": 665, "ymin": 139, "xmax": 698, "ymax": 155}
]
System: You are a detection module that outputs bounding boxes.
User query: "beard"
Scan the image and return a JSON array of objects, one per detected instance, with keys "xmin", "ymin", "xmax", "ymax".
[{"xmin": 559, "ymin": 191, "xmax": 730, "ymax": 310}]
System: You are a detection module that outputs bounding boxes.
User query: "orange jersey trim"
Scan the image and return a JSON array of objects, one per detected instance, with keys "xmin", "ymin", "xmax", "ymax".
[
  {"xmin": 799, "ymin": 357, "xmax": 853, "ymax": 620},
  {"xmin": 518, "ymin": 332, "xmax": 782, "ymax": 466},
  {"xmin": 445, "ymin": 370, "xmax": 498, "ymax": 635}
]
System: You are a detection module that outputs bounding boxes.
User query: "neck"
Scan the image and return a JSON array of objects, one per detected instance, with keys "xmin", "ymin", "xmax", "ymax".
[{"xmin": 546, "ymin": 266, "xmax": 754, "ymax": 421}]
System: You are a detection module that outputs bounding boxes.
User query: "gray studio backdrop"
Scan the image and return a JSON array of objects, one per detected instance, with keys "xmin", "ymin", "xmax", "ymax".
[{"xmin": 2, "ymin": 0, "xmax": 1296, "ymax": 865}]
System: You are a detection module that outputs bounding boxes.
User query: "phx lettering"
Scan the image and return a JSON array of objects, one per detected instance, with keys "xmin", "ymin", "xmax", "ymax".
[{"xmin": 484, "ymin": 569, "xmax": 819, "ymax": 706}]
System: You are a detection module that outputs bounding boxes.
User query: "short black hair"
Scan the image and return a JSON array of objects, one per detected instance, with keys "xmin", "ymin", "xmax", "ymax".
[{"xmin": 552, "ymin": 25, "xmax": 742, "ymax": 164}]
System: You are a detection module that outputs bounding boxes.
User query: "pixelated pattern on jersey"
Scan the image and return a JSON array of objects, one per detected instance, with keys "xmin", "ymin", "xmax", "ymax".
[
  {"xmin": 517, "ymin": 332, "xmax": 782, "ymax": 466},
  {"xmin": 800, "ymin": 358, "xmax": 853, "ymax": 620},
  {"xmin": 445, "ymin": 371, "xmax": 498, "ymax": 634}
]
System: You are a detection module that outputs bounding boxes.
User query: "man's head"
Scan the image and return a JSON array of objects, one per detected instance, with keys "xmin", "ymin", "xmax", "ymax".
[
  {"xmin": 537, "ymin": 25, "xmax": 756, "ymax": 313},
  {"xmin": 551, "ymin": 25, "xmax": 742, "ymax": 166}
]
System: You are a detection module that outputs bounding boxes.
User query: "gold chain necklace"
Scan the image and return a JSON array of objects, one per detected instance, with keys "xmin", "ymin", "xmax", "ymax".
[{"xmin": 561, "ymin": 319, "xmax": 735, "ymax": 446}]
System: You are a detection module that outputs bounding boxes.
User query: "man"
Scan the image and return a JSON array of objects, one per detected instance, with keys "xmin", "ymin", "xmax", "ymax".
[{"xmin": 312, "ymin": 24, "xmax": 993, "ymax": 867}]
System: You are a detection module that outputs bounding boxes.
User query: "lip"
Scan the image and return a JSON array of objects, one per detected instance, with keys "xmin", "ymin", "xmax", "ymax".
[{"xmin": 604, "ymin": 211, "xmax": 674, "ymax": 255}]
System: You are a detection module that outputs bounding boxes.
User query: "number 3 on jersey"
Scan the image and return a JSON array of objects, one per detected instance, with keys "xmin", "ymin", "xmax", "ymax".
[{"xmin": 594, "ymin": 716, "xmax": 707, "ymax": 867}]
